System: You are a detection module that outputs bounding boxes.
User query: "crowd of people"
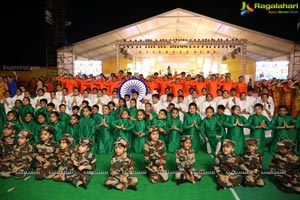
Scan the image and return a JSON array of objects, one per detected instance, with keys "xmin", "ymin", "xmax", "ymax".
[{"xmin": 0, "ymin": 69, "xmax": 299, "ymax": 193}]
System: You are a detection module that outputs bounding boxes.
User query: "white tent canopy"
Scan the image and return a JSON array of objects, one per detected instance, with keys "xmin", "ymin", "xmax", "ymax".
[{"xmin": 71, "ymin": 8, "xmax": 294, "ymax": 62}]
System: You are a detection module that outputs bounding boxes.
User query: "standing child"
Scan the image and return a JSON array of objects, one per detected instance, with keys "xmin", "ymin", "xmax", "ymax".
[
  {"xmin": 65, "ymin": 114, "xmax": 80, "ymax": 145},
  {"xmin": 183, "ymin": 102, "xmax": 202, "ymax": 153},
  {"xmin": 2, "ymin": 130, "xmax": 34, "ymax": 179},
  {"xmin": 167, "ymin": 108, "xmax": 183, "ymax": 153},
  {"xmin": 224, "ymin": 105, "xmax": 249, "ymax": 155},
  {"xmin": 143, "ymin": 126, "xmax": 168, "ymax": 183},
  {"xmin": 35, "ymin": 125, "xmax": 58, "ymax": 180},
  {"xmin": 53, "ymin": 134, "xmax": 74, "ymax": 182},
  {"xmin": 112, "ymin": 110, "xmax": 134, "ymax": 145},
  {"xmin": 133, "ymin": 109, "xmax": 148, "ymax": 153},
  {"xmin": 239, "ymin": 138, "xmax": 264, "ymax": 187},
  {"xmin": 0, "ymin": 122, "xmax": 16, "ymax": 176},
  {"xmin": 214, "ymin": 139, "xmax": 242, "ymax": 190},
  {"xmin": 105, "ymin": 137, "xmax": 138, "ymax": 191},
  {"xmin": 175, "ymin": 135, "xmax": 204, "ymax": 185},
  {"xmin": 67, "ymin": 138, "xmax": 96, "ymax": 189},
  {"xmin": 270, "ymin": 105, "xmax": 296, "ymax": 154},
  {"xmin": 269, "ymin": 138, "xmax": 299, "ymax": 193},
  {"xmin": 97, "ymin": 105, "xmax": 114, "ymax": 154},
  {"xmin": 200, "ymin": 106, "xmax": 225, "ymax": 156},
  {"xmin": 247, "ymin": 103, "xmax": 271, "ymax": 154}
]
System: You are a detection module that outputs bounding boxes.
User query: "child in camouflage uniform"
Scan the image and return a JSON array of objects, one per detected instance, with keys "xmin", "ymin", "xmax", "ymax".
[
  {"xmin": 67, "ymin": 138, "xmax": 96, "ymax": 189},
  {"xmin": 105, "ymin": 137, "xmax": 138, "ymax": 191},
  {"xmin": 143, "ymin": 125, "xmax": 168, "ymax": 183},
  {"xmin": 239, "ymin": 138, "xmax": 264, "ymax": 187},
  {"xmin": 269, "ymin": 138, "xmax": 300, "ymax": 193},
  {"xmin": 0, "ymin": 122, "xmax": 17, "ymax": 177},
  {"xmin": 53, "ymin": 134, "xmax": 74, "ymax": 182},
  {"xmin": 214, "ymin": 139, "xmax": 242, "ymax": 190},
  {"xmin": 175, "ymin": 135, "xmax": 204, "ymax": 185},
  {"xmin": 35, "ymin": 125, "xmax": 58, "ymax": 180}
]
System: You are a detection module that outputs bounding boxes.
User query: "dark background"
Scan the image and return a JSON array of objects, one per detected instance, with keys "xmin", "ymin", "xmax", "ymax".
[{"xmin": 1, "ymin": 0, "xmax": 299, "ymax": 66}]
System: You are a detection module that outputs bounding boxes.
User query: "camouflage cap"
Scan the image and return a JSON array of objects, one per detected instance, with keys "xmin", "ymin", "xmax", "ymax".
[
  {"xmin": 61, "ymin": 134, "xmax": 74, "ymax": 146},
  {"xmin": 114, "ymin": 137, "xmax": 130, "ymax": 148},
  {"xmin": 277, "ymin": 138, "xmax": 295, "ymax": 149},
  {"xmin": 222, "ymin": 139, "xmax": 235, "ymax": 147},
  {"xmin": 17, "ymin": 129, "xmax": 32, "ymax": 139},
  {"xmin": 148, "ymin": 125, "xmax": 159, "ymax": 134},
  {"xmin": 181, "ymin": 135, "xmax": 192, "ymax": 142},
  {"xmin": 246, "ymin": 138, "xmax": 259, "ymax": 146},
  {"xmin": 4, "ymin": 122, "xmax": 16, "ymax": 130},
  {"xmin": 78, "ymin": 138, "xmax": 93, "ymax": 146},
  {"xmin": 41, "ymin": 125, "xmax": 56, "ymax": 134}
]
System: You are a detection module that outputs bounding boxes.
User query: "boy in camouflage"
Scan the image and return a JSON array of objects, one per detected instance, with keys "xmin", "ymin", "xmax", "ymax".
[
  {"xmin": 35, "ymin": 125, "xmax": 58, "ymax": 180},
  {"xmin": 269, "ymin": 138, "xmax": 300, "ymax": 193},
  {"xmin": 2, "ymin": 129, "xmax": 33, "ymax": 179},
  {"xmin": 0, "ymin": 122, "xmax": 17, "ymax": 177},
  {"xmin": 143, "ymin": 125, "xmax": 168, "ymax": 183},
  {"xmin": 239, "ymin": 138, "xmax": 264, "ymax": 187},
  {"xmin": 53, "ymin": 134, "xmax": 74, "ymax": 182},
  {"xmin": 175, "ymin": 135, "xmax": 204, "ymax": 185},
  {"xmin": 67, "ymin": 138, "xmax": 96, "ymax": 189},
  {"xmin": 105, "ymin": 137, "xmax": 138, "ymax": 191},
  {"xmin": 214, "ymin": 139, "xmax": 242, "ymax": 190}
]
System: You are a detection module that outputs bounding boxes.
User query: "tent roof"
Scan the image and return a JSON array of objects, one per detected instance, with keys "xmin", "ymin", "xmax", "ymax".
[{"xmin": 71, "ymin": 8, "xmax": 294, "ymax": 61}]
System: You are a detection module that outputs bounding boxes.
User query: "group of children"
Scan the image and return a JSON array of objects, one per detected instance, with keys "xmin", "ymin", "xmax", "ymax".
[{"xmin": 0, "ymin": 71, "xmax": 300, "ymax": 193}]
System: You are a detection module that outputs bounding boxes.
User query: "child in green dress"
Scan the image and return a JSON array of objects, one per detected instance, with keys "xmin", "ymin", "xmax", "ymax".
[
  {"xmin": 112, "ymin": 110, "xmax": 134, "ymax": 145},
  {"xmin": 49, "ymin": 111, "xmax": 64, "ymax": 142},
  {"xmin": 167, "ymin": 108, "xmax": 183, "ymax": 153},
  {"xmin": 133, "ymin": 109, "xmax": 148, "ymax": 153},
  {"xmin": 128, "ymin": 99, "xmax": 138, "ymax": 120}
]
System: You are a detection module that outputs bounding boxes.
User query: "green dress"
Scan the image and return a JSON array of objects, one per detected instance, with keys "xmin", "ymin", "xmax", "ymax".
[
  {"xmin": 133, "ymin": 119, "xmax": 148, "ymax": 153},
  {"xmin": 296, "ymin": 115, "xmax": 300, "ymax": 154},
  {"xmin": 34, "ymin": 107, "xmax": 47, "ymax": 118},
  {"xmin": 200, "ymin": 116, "xmax": 225, "ymax": 154},
  {"xmin": 0, "ymin": 103, "xmax": 7, "ymax": 137},
  {"xmin": 51, "ymin": 121, "xmax": 64, "ymax": 142},
  {"xmin": 128, "ymin": 107, "xmax": 137, "ymax": 119},
  {"xmin": 166, "ymin": 117, "xmax": 182, "ymax": 153},
  {"xmin": 152, "ymin": 117, "xmax": 168, "ymax": 143},
  {"xmin": 270, "ymin": 115, "xmax": 296, "ymax": 154},
  {"xmin": 224, "ymin": 115, "xmax": 249, "ymax": 155},
  {"xmin": 65, "ymin": 123, "xmax": 80, "ymax": 145},
  {"xmin": 97, "ymin": 114, "xmax": 114, "ymax": 154},
  {"xmin": 247, "ymin": 114, "xmax": 271, "ymax": 154},
  {"xmin": 78, "ymin": 116, "xmax": 97, "ymax": 153},
  {"xmin": 59, "ymin": 112, "xmax": 70, "ymax": 130},
  {"xmin": 21, "ymin": 120, "xmax": 37, "ymax": 145},
  {"xmin": 18, "ymin": 104, "xmax": 34, "ymax": 123},
  {"xmin": 183, "ymin": 112, "xmax": 202, "ymax": 153},
  {"xmin": 34, "ymin": 121, "xmax": 49, "ymax": 143},
  {"xmin": 215, "ymin": 113, "xmax": 228, "ymax": 134},
  {"xmin": 111, "ymin": 118, "xmax": 134, "ymax": 144},
  {"xmin": 114, "ymin": 107, "xmax": 127, "ymax": 119},
  {"xmin": 145, "ymin": 111, "xmax": 157, "ymax": 127}
]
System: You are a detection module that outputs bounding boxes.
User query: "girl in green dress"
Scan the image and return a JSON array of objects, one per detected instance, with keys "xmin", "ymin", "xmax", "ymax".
[
  {"xmin": 114, "ymin": 98, "xmax": 127, "ymax": 119},
  {"xmin": 167, "ymin": 108, "xmax": 183, "ymax": 153},
  {"xmin": 65, "ymin": 114, "xmax": 80, "ymax": 146},
  {"xmin": 247, "ymin": 103, "xmax": 271, "ymax": 154},
  {"xmin": 21, "ymin": 112, "xmax": 37, "ymax": 145},
  {"xmin": 128, "ymin": 99, "xmax": 138, "ymax": 120},
  {"xmin": 111, "ymin": 110, "xmax": 134, "ymax": 145},
  {"xmin": 224, "ymin": 105, "xmax": 249, "ymax": 155},
  {"xmin": 35, "ymin": 113, "xmax": 49, "ymax": 143},
  {"xmin": 108, "ymin": 101, "xmax": 117, "ymax": 119},
  {"xmin": 200, "ymin": 106, "xmax": 225, "ymax": 156},
  {"xmin": 183, "ymin": 102, "xmax": 202, "ymax": 153},
  {"xmin": 133, "ymin": 109, "xmax": 148, "ymax": 153},
  {"xmin": 49, "ymin": 111, "xmax": 64, "ymax": 142},
  {"xmin": 97, "ymin": 105, "xmax": 114, "ymax": 154},
  {"xmin": 270, "ymin": 105, "xmax": 296, "ymax": 154},
  {"xmin": 59, "ymin": 104, "xmax": 70, "ymax": 130},
  {"xmin": 18, "ymin": 97, "xmax": 34, "ymax": 123},
  {"xmin": 145, "ymin": 102, "xmax": 157, "ymax": 127}
]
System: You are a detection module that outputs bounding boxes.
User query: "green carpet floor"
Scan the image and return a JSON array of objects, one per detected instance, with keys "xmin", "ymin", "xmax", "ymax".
[{"xmin": 0, "ymin": 149, "xmax": 298, "ymax": 200}]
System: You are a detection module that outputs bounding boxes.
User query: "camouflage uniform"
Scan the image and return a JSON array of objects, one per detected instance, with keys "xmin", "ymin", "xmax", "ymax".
[
  {"xmin": 175, "ymin": 135, "xmax": 204, "ymax": 184},
  {"xmin": 67, "ymin": 138, "xmax": 96, "ymax": 189},
  {"xmin": 143, "ymin": 126, "xmax": 168, "ymax": 183},
  {"xmin": 214, "ymin": 139, "xmax": 242, "ymax": 189},
  {"xmin": 269, "ymin": 138, "xmax": 300, "ymax": 193},
  {"xmin": 35, "ymin": 125, "xmax": 58, "ymax": 180},
  {"xmin": 105, "ymin": 137, "xmax": 138, "ymax": 191},
  {"xmin": 53, "ymin": 134, "xmax": 74, "ymax": 182},
  {"xmin": 0, "ymin": 122, "xmax": 16, "ymax": 176},
  {"xmin": 239, "ymin": 138, "xmax": 264, "ymax": 187}
]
